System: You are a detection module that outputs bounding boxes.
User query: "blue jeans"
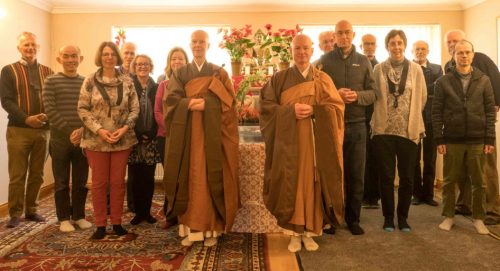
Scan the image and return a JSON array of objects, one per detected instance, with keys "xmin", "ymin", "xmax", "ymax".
[{"xmin": 343, "ymin": 122, "xmax": 367, "ymax": 225}]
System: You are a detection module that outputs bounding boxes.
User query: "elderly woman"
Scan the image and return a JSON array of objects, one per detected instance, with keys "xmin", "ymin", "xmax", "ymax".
[
  {"xmin": 127, "ymin": 54, "xmax": 161, "ymax": 225},
  {"xmin": 153, "ymin": 47, "xmax": 188, "ymax": 228},
  {"xmin": 78, "ymin": 41, "xmax": 139, "ymax": 239},
  {"xmin": 371, "ymin": 30, "xmax": 426, "ymax": 232}
]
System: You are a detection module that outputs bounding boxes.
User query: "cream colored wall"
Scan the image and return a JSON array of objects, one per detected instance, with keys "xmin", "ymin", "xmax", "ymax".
[
  {"xmin": 0, "ymin": 0, "xmax": 53, "ymax": 204},
  {"xmin": 51, "ymin": 10, "xmax": 463, "ymax": 76},
  {"xmin": 464, "ymin": 0, "xmax": 499, "ymax": 65},
  {"xmin": 464, "ymin": 0, "xmax": 500, "ymax": 193}
]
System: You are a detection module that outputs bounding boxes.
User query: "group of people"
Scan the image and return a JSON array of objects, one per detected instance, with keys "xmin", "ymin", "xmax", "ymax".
[{"xmin": 1, "ymin": 18, "xmax": 499, "ymax": 252}]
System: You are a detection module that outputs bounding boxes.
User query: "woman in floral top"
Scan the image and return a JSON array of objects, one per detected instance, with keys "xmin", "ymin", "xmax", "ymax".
[{"xmin": 78, "ymin": 41, "xmax": 139, "ymax": 239}]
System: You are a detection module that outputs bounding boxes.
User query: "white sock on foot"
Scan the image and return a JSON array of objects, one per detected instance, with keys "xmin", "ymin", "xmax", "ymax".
[
  {"xmin": 75, "ymin": 219, "xmax": 92, "ymax": 229},
  {"xmin": 181, "ymin": 236, "xmax": 194, "ymax": 246},
  {"xmin": 439, "ymin": 217, "xmax": 454, "ymax": 231},
  {"xmin": 204, "ymin": 237, "xmax": 218, "ymax": 247},
  {"xmin": 473, "ymin": 219, "xmax": 490, "ymax": 235},
  {"xmin": 288, "ymin": 236, "xmax": 301, "ymax": 253},
  {"xmin": 59, "ymin": 220, "xmax": 75, "ymax": 232},
  {"xmin": 302, "ymin": 236, "xmax": 319, "ymax": 251}
]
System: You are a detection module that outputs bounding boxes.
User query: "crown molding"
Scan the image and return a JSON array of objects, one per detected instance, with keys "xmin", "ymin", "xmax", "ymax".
[
  {"xmin": 22, "ymin": 0, "xmax": 488, "ymax": 14},
  {"xmin": 460, "ymin": 0, "xmax": 486, "ymax": 9},
  {"xmin": 21, "ymin": 0, "xmax": 53, "ymax": 12},
  {"xmin": 50, "ymin": 3, "xmax": 471, "ymax": 14}
]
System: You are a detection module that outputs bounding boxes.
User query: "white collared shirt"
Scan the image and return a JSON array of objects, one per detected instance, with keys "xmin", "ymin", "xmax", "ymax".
[
  {"xmin": 300, "ymin": 65, "xmax": 311, "ymax": 78},
  {"xmin": 194, "ymin": 60, "xmax": 206, "ymax": 72}
]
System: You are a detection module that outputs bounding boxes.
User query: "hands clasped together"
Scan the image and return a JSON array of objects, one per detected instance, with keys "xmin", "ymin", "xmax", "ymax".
[
  {"xmin": 97, "ymin": 125, "xmax": 129, "ymax": 144},
  {"xmin": 295, "ymin": 103, "xmax": 313, "ymax": 120},
  {"xmin": 188, "ymin": 98, "xmax": 205, "ymax": 111}
]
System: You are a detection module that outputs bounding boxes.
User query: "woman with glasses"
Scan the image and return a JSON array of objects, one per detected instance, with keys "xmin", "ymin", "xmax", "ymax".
[
  {"xmin": 78, "ymin": 41, "xmax": 139, "ymax": 239},
  {"xmin": 127, "ymin": 55, "xmax": 161, "ymax": 225},
  {"xmin": 370, "ymin": 30, "xmax": 426, "ymax": 232}
]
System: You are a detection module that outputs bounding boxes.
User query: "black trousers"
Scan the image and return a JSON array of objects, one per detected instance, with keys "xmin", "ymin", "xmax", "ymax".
[
  {"xmin": 50, "ymin": 132, "xmax": 89, "ymax": 221},
  {"xmin": 413, "ymin": 121, "xmax": 436, "ymax": 201},
  {"xmin": 363, "ymin": 123, "xmax": 380, "ymax": 204},
  {"xmin": 343, "ymin": 122, "xmax": 367, "ymax": 225},
  {"xmin": 373, "ymin": 135, "xmax": 418, "ymax": 221},
  {"xmin": 128, "ymin": 163, "xmax": 156, "ymax": 218}
]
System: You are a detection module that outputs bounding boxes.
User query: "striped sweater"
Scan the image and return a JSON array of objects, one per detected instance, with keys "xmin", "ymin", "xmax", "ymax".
[
  {"xmin": 0, "ymin": 61, "xmax": 53, "ymax": 128},
  {"xmin": 42, "ymin": 72, "xmax": 85, "ymax": 135}
]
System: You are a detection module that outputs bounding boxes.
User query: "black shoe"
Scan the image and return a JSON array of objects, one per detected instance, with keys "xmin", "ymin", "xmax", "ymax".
[
  {"xmin": 25, "ymin": 213, "xmax": 46, "ymax": 222},
  {"xmin": 484, "ymin": 216, "xmax": 499, "ymax": 225},
  {"xmin": 6, "ymin": 217, "xmax": 20, "ymax": 228},
  {"xmin": 145, "ymin": 215, "xmax": 157, "ymax": 224},
  {"xmin": 130, "ymin": 216, "xmax": 143, "ymax": 225},
  {"xmin": 411, "ymin": 198, "xmax": 422, "ymax": 205},
  {"xmin": 398, "ymin": 219, "xmax": 411, "ymax": 232},
  {"xmin": 323, "ymin": 224, "xmax": 336, "ymax": 235},
  {"xmin": 91, "ymin": 226, "xmax": 106, "ymax": 240},
  {"xmin": 348, "ymin": 223, "xmax": 365, "ymax": 235},
  {"xmin": 113, "ymin": 224, "xmax": 128, "ymax": 236},
  {"xmin": 455, "ymin": 206, "xmax": 472, "ymax": 216},
  {"xmin": 383, "ymin": 218, "xmax": 395, "ymax": 232},
  {"xmin": 424, "ymin": 199, "xmax": 439, "ymax": 206}
]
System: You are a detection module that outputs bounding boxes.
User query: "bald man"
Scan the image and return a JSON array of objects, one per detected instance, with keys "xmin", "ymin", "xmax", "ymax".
[
  {"xmin": 411, "ymin": 40, "xmax": 443, "ymax": 207},
  {"xmin": 313, "ymin": 31, "xmax": 335, "ymax": 67},
  {"xmin": 164, "ymin": 30, "xmax": 239, "ymax": 247},
  {"xmin": 444, "ymin": 30, "xmax": 500, "ymax": 225},
  {"xmin": 260, "ymin": 34, "xmax": 344, "ymax": 252},
  {"xmin": 43, "ymin": 45, "xmax": 91, "ymax": 232},
  {"xmin": 1, "ymin": 32, "xmax": 53, "ymax": 228},
  {"xmin": 319, "ymin": 19, "xmax": 376, "ymax": 235}
]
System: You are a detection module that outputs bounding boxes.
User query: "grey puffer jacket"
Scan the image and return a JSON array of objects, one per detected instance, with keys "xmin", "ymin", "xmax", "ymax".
[{"xmin": 432, "ymin": 68, "xmax": 496, "ymax": 146}]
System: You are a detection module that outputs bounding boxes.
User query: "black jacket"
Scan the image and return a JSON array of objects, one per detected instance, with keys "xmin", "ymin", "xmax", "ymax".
[
  {"xmin": 432, "ymin": 68, "xmax": 496, "ymax": 146},
  {"xmin": 445, "ymin": 52, "xmax": 500, "ymax": 106},
  {"xmin": 319, "ymin": 46, "xmax": 376, "ymax": 123},
  {"xmin": 419, "ymin": 61, "xmax": 443, "ymax": 124},
  {"xmin": 132, "ymin": 75, "xmax": 158, "ymax": 141}
]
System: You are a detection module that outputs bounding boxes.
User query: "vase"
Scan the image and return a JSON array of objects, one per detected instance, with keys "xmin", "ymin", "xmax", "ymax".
[
  {"xmin": 279, "ymin": 62, "xmax": 290, "ymax": 71},
  {"xmin": 231, "ymin": 61, "xmax": 243, "ymax": 76}
]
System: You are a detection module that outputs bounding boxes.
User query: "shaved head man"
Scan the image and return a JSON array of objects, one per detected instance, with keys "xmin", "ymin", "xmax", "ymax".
[
  {"xmin": 260, "ymin": 33, "xmax": 345, "ymax": 252},
  {"xmin": 164, "ymin": 29, "xmax": 239, "ymax": 247},
  {"xmin": 319, "ymin": 19, "xmax": 376, "ymax": 236},
  {"xmin": 43, "ymin": 45, "xmax": 91, "ymax": 232},
  {"xmin": 318, "ymin": 31, "xmax": 335, "ymax": 54}
]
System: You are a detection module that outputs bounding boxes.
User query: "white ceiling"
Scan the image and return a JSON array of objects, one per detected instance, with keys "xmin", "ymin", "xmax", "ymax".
[{"xmin": 23, "ymin": 0, "xmax": 486, "ymax": 13}]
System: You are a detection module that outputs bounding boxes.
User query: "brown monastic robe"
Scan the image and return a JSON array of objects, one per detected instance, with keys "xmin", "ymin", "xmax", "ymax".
[
  {"xmin": 163, "ymin": 61, "xmax": 239, "ymax": 236},
  {"xmin": 260, "ymin": 65, "xmax": 345, "ymax": 235}
]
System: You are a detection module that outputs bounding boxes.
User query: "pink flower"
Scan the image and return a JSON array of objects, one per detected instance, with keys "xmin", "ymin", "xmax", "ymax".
[{"xmin": 265, "ymin": 24, "xmax": 272, "ymax": 31}]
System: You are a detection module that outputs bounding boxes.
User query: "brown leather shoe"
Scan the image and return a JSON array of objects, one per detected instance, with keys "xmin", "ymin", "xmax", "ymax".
[
  {"xmin": 25, "ymin": 213, "xmax": 46, "ymax": 222},
  {"xmin": 6, "ymin": 217, "xmax": 20, "ymax": 228}
]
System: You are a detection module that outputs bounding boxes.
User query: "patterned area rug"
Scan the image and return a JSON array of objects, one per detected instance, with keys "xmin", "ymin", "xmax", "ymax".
[{"xmin": 0, "ymin": 195, "xmax": 269, "ymax": 271}]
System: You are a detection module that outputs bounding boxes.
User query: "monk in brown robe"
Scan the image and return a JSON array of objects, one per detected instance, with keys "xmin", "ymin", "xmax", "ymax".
[
  {"xmin": 163, "ymin": 30, "xmax": 239, "ymax": 247},
  {"xmin": 260, "ymin": 34, "xmax": 345, "ymax": 252}
]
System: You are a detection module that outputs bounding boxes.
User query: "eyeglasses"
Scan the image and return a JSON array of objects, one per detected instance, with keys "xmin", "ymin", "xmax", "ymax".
[
  {"xmin": 136, "ymin": 63, "xmax": 150, "ymax": 67},
  {"xmin": 102, "ymin": 53, "xmax": 117, "ymax": 57}
]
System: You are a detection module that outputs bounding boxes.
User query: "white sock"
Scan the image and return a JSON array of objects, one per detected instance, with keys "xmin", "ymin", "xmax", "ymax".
[
  {"xmin": 59, "ymin": 220, "xmax": 75, "ymax": 232},
  {"xmin": 439, "ymin": 217, "xmax": 454, "ymax": 231},
  {"xmin": 473, "ymin": 219, "xmax": 490, "ymax": 235},
  {"xmin": 302, "ymin": 236, "xmax": 319, "ymax": 251},
  {"xmin": 181, "ymin": 236, "xmax": 194, "ymax": 246},
  {"xmin": 204, "ymin": 237, "xmax": 218, "ymax": 247},
  {"xmin": 288, "ymin": 236, "xmax": 301, "ymax": 253},
  {"xmin": 75, "ymin": 219, "xmax": 92, "ymax": 229}
]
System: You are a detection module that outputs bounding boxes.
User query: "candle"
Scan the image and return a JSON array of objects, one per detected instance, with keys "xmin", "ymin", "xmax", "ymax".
[{"xmin": 245, "ymin": 65, "xmax": 251, "ymax": 75}]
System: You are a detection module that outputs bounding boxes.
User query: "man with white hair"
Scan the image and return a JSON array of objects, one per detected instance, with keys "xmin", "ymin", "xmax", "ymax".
[
  {"xmin": 444, "ymin": 29, "xmax": 500, "ymax": 225},
  {"xmin": 0, "ymin": 32, "xmax": 53, "ymax": 228}
]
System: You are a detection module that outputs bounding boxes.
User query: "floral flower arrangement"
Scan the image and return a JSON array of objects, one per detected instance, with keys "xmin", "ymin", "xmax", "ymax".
[
  {"xmin": 219, "ymin": 25, "xmax": 255, "ymax": 63},
  {"xmin": 235, "ymin": 69, "xmax": 267, "ymax": 123},
  {"xmin": 114, "ymin": 28, "xmax": 126, "ymax": 48},
  {"xmin": 261, "ymin": 24, "xmax": 303, "ymax": 63}
]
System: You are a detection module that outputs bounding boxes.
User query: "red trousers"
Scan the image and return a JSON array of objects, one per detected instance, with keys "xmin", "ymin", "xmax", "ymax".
[{"xmin": 86, "ymin": 149, "xmax": 131, "ymax": 226}]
